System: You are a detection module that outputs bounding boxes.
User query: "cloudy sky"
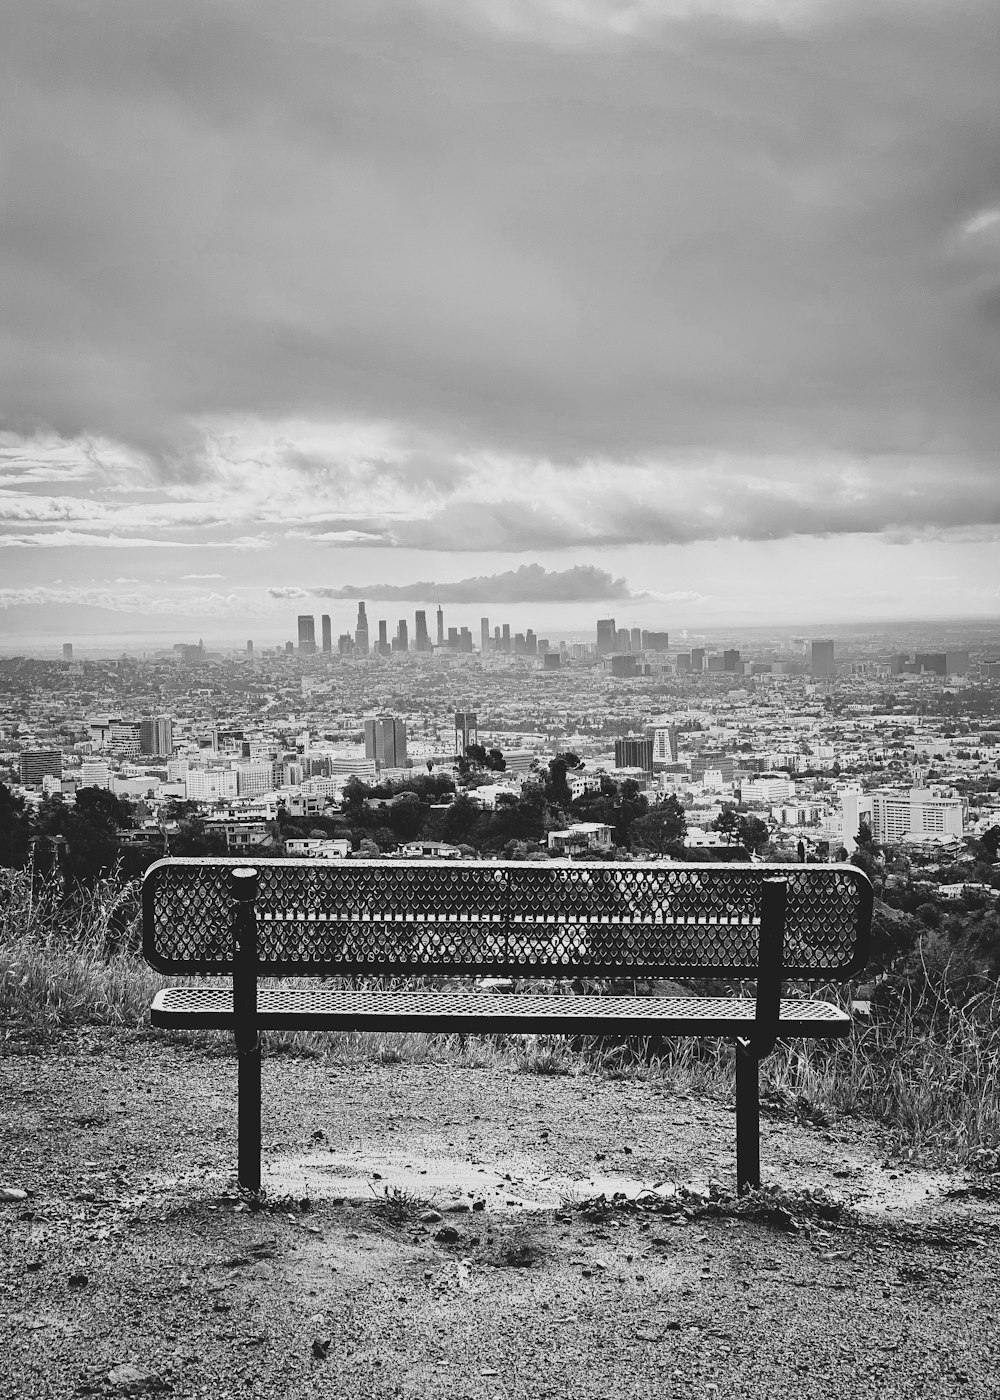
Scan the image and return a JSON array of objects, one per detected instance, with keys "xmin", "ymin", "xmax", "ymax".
[{"xmin": 1, "ymin": 0, "xmax": 998, "ymax": 644}]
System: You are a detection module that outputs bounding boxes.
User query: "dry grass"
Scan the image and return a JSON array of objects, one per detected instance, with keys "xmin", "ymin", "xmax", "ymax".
[{"xmin": 4, "ymin": 868, "xmax": 1000, "ymax": 1164}]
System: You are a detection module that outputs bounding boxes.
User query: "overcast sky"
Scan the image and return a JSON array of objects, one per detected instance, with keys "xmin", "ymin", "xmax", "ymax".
[{"xmin": 1, "ymin": 0, "xmax": 998, "ymax": 642}]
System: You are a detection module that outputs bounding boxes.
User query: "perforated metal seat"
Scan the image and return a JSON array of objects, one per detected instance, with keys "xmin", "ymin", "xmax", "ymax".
[{"xmin": 152, "ymin": 985, "xmax": 852, "ymax": 1037}]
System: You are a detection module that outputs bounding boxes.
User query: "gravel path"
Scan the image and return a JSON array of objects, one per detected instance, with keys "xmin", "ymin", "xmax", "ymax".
[{"xmin": 2, "ymin": 1032, "xmax": 999, "ymax": 1398}]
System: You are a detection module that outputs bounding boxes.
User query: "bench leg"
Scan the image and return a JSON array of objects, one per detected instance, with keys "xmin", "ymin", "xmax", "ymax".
[
  {"xmin": 237, "ymin": 1035, "xmax": 261, "ymax": 1194},
  {"xmin": 735, "ymin": 1041, "xmax": 760, "ymax": 1194}
]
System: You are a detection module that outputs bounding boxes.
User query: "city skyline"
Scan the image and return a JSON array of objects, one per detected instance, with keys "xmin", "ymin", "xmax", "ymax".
[{"xmin": 1, "ymin": 2, "xmax": 999, "ymax": 646}]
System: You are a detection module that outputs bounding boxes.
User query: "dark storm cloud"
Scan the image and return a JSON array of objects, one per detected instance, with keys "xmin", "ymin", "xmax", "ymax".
[
  {"xmin": 273, "ymin": 564, "xmax": 641, "ymax": 603},
  {"xmin": 1, "ymin": 0, "xmax": 999, "ymax": 492}
]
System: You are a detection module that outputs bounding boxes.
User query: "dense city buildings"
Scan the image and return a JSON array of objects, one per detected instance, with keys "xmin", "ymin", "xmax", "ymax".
[{"xmin": 2, "ymin": 615, "xmax": 998, "ymax": 872}]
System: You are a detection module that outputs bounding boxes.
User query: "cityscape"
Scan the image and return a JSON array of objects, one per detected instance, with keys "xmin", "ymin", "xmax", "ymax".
[{"xmin": 4, "ymin": 611, "xmax": 997, "ymax": 872}]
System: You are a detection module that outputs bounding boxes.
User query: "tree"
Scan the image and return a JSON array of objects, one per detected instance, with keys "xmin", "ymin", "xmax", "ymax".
[
  {"xmin": 712, "ymin": 807, "xmax": 740, "ymax": 844},
  {"xmin": 737, "ymin": 814, "xmax": 770, "ymax": 855},
  {"xmin": 630, "ymin": 796, "xmax": 687, "ymax": 855},
  {"xmin": 0, "ymin": 783, "xmax": 30, "ymax": 868},
  {"xmin": 546, "ymin": 757, "xmax": 571, "ymax": 808},
  {"xmin": 486, "ymin": 748, "xmax": 506, "ymax": 772}
]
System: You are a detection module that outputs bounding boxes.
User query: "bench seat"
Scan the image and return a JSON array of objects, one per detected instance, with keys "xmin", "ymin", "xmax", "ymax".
[{"xmin": 152, "ymin": 985, "xmax": 851, "ymax": 1037}]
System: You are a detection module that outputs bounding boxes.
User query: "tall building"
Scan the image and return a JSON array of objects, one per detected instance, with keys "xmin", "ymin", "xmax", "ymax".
[
  {"xmin": 616, "ymin": 628, "xmax": 631, "ymax": 652},
  {"xmin": 415, "ymin": 611, "xmax": 429, "ymax": 652},
  {"xmin": 480, "ymin": 617, "xmax": 490, "ymax": 653},
  {"xmin": 19, "ymin": 751, "xmax": 62, "ymax": 787},
  {"xmin": 525, "ymin": 629, "xmax": 537, "ymax": 656},
  {"xmin": 459, "ymin": 627, "xmax": 473, "ymax": 653},
  {"xmin": 321, "ymin": 615, "xmax": 332, "ymax": 654},
  {"xmin": 501, "ymin": 623, "xmax": 511, "ymax": 653},
  {"xmin": 723, "ymin": 649, "xmax": 741, "ymax": 673},
  {"xmin": 615, "ymin": 735, "xmax": 654, "ymax": 773},
  {"xmin": 297, "ymin": 615, "xmax": 316, "ymax": 654},
  {"xmin": 355, "ymin": 603, "xmax": 369, "ymax": 656},
  {"xmin": 140, "ymin": 717, "xmax": 174, "ymax": 758},
  {"xmin": 651, "ymin": 726, "xmax": 678, "ymax": 763},
  {"xmin": 811, "ymin": 640, "xmax": 835, "ymax": 679},
  {"xmin": 394, "ymin": 619, "xmax": 409, "ymax": 652},
  {"xmin": 62, "ymin": 642, "xmax": 73, "ymax": 662},
  {"xmin": 871, "ymin": 788, "xmax": 963, "ymax": 844},
  {"xmin": 364, "ymin": 714, "xmax": 408, "ymax": 769},
  {"xmin": 690, "ymin": 647, "xmax": 705, "ymax": 672},
  {"xmin": 611, "ymin": 654, "xmax": 638, "ymax": 678},
  {"xmin": 596, "ymin": 618, "xmax": 617, "ymax": 656},
  {"xmin": 455, "ymin": 711, "xmax": 478, "ymax": 755},
  {"xmin": 109, "ymin": 721, "xmax": 142, "ymax": 758},
  {"xmin": 338, "ymin": 633, "xmax": 353, "ymax": 656},
  {"xmin": 630, "ymin": 627, "xmax": 642, "ymax": 652},
  {"xmin": 246, "ymin": 640, "xmax": 254, "ymax": 659},
  {"xmin": 436, "ymin": 605, "xmax": 445, "ymax": 646},
  {"xmin": 378, "ymin": 620, "xmax": 389, "ymax": 656}
]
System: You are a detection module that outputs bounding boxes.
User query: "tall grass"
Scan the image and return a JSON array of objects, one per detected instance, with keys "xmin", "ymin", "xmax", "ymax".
[{"xmin": 3, "ymin": 868, "xmax": 999, "ymax": 1163}]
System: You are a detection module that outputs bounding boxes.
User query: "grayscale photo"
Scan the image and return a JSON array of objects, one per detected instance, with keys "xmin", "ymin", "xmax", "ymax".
[{"xmin": 1, "ymin": 2, "xmax": 999, "ymax": 1396}]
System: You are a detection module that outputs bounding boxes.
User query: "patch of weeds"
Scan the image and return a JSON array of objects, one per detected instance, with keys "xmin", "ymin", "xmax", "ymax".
[
  {"xmin": 367, "ymin": 1183, "xmax": 436, "ymax": 1224},
  {"xmin": 483, "ymin": 1222, "xmax": 550, "ymax": 1268},
  {"xmin": 516, "ymin": 1038, "xmax": 573, "ymax": 1076}
]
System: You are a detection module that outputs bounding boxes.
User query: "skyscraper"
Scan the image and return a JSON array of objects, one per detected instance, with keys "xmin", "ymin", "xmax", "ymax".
[
  {"xmin": 501, "ymin": 623, "xmax": 511, "ymax": 653},
  {"xmin": 321, "ymin": 615, "xmax": 332, "ymax": 654},
  {"xmin": 297, "ymin": 615, "xmax": 316, "ymax": 654},
  {"xmin": 394, "ymin": 619, "xmax": 409, "ymax": 652},
  {"xmin": 436, "ymin": 604, "xmax": 445, "ymax": 646},
  {"xmin": 480, "ymin": 617, "xmax": 490, "ymax": 653},
  {"xmin": 690, "ymin": 647, "xmax": 705, "ymax": 671},
  {"xmin": 597, "ymin": 618, "xmax": 617, "ymax": 656},
  {"xmin": 630, "ymin": 627, "xmax": 642, "ymax": 652},
  {"xmin": 378, "ymin": 620, "xmax": 390, "ymax": 655},
  {"xmin": 364, "ymin": 714, "xmax": 408, "ymax": 769},
  {"xmin": 455, "ymin": 711, "xmax": 478, "ymax": 754},
  {"xmin": 140, "ymin": 716, "xmax": 174, "ymax": 757},
  {"xmin": 355, "ymin": 603, "xmax": 369, "ymax": 656},
  {"xmin": 723, "ymin": 649, "xmax": 740, "ymax": 673},
  {"xmin": 415, "ymin": 610, "xmax": 429, "ymax": 651},
  {"xmin": 811, "ymin": 640, "xmax": 835, "ymax": 679},
  {"xmin": 62, "ymin": 642, "xmax": 73, "ymax": 662}
]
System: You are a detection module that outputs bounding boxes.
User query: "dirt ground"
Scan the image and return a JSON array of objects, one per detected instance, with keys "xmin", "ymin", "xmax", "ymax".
[{"xmin": 2, "ymin": 1032, "xmax": 999, "ymax": 1399}]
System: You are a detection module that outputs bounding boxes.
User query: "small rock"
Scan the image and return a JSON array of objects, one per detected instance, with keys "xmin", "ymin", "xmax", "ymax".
[
  {"xmin": 0, "ymin": 1187, "xmax": 28, "ymax": 1202},
  {"xmin": 68, "ymin": 1273, "xmax": 89, "ymax": 1290},
  {"xmin": 311, "ymin": 1338, "xmax": 332, "ymax": 1360},
  {"xmin": 76, "ymin": 1191, "xmax": 97, "ymax": 1203},
  {"xmin": 443, "ymin": 1201, "xmax": 471, "ymax": 1214},
  {"xmin": 435, "ymin": 1225, "xmax": 461, "ymax": 1244},
  {"xmin": 471, "ymin": 1199, "xmax": 486, "ymax": 1212},
  {"xmin": 418, "ymin": 1209, "xmax": 443, "ymax": 1223},
  {"xmin": 106, "ymin": 1363, "xmax": 171, "ymax": 1394}
]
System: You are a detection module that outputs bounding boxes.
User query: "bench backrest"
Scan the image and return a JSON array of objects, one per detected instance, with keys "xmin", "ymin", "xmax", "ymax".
[{"xmin": 142, "ymin": 858, "xmax": 872, "ymax": 980}]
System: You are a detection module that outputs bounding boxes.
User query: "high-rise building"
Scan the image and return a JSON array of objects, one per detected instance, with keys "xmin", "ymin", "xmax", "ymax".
[
  {"xmin": 448, "ymin": 627, "xmax": 459, "ymax": 650},
  {"xmin": 378, "ymin": 620, "xmax": 389, "ymax": 656},
  {"xmin": 630, "ymin": 627, "xmax": 642, "ymax": 652},
  {"xmin": 543, "ymin": 652, "xmax": 560, "ymax": 670},
  {"xmin": 494, "ymin": 626, "xmax": 501, "ymax": 651},
  {"xmin": 19, "ymin": 751, "xmax": 62, "ymax": 787},
  {"xmin": 645, "ymin": 630, "xmax": 669, "ymax": 652},
  {"xmin": 690, "ymin": 647, "xmax": 705, "ymax": 672},
  {"xmin": 321, "ymin": 615, "xmax": 332, "ymax": 654},
  {"xmin": 480, "ymin": 617, "xmax": 490, "ymax": 653},
  {"xmin": 597, "ymin": 618, "xmax": 617, "ymax": 656},
  {"xmin": 338, "ymin": 633, "xmax": 353, "ymax": 655},
  {"xmin": 945, "ymin": 651, "xmax": 969, "ymax": 677},
  {"xmin": 459, "ymin": 627, "xmax": 473, "ymax": 653},
  {"xmin": 611, "ymin": 654, "xmax": 638, "ymax": 678},
  {"xmin": 617, "ymin": 628, "xmax": 631, "ymax": 652},
  {"xmin": 723, "ymin": 649, "xmax": 740, "ymax": 673},
  {"xmin": 355, "ymin": 603, "xmax": 369, "ymax": 656},
  {"xmin": 140, "ymin": 717, "xmax": 174, "ymax": 757},
  {"xmin": 455, "ymin": 711, "xmax": 478, "ymax": 754},
  {"xmin": 415, "ymin": 611, "xmax": 429, "ymax": 652},
  {"xmin": 394, "ymin": 619, "xmax": 409, "ymax": 652},
  {"xmin": 364, "ymin": 714, "xmax": 408, "ymax": 769},
  {"xmin": 501, "ymin": 623, "xmax": 511, "ymax": 653},
  {"xmin": 62, "ymin": 643, "xmax": 73, "ymax": 662},
  {"xmin": 246, "ymin": 640, "xmax": 254, "ymax": 659},
  {"xmin": 615, "ymin": 735, "xmax": 654, "ymax": 772},
  {"xmin": 871, "ymin": 788, "xmax": 963, "ymax": 844},
  {"xmin": 525, "ymin": 629, "xmax": 537, "ymax": 656},
  {"xmin": 109, "ymin": 721, "xmax": 142, "ymax": 758},
  {"xmin": 436, "ymin": 605, "xmax": 445, "ymax": 646},
  {"xmin": 651, "ymin": 726, "xmax": 678, "ymax": 763},
  {"xmin": 297, "ymin": 615, "xmax": 316, "ymax": 655},
  {"xmin": 811, "ymin": 640, "xmax": 835, "ymax": 679}
]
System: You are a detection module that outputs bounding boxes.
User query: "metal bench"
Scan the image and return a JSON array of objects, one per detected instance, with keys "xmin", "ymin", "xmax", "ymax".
[{"xmin": 142, "ymin": 857, "xmax": 872, "ymax": 1194}]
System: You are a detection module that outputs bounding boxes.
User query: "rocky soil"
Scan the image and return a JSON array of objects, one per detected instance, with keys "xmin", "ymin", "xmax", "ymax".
[{"xmin": 2, "ymin": 1032, "xmax": 1000, "ymax": 1399}]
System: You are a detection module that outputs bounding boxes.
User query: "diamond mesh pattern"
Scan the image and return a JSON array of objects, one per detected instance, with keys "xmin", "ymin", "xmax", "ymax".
[
  {"xmin": 151, "ymin": 985, "xmax": 851, "ymax": 1036},
  {"xmin": 143, "ymin": 858, "xmax": 871, "ymax": 978}
]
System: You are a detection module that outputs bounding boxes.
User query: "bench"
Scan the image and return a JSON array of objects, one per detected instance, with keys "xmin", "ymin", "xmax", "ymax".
[{"xmin": 142, "ymin": 857, "xmax": 872, "ymax": 1195}]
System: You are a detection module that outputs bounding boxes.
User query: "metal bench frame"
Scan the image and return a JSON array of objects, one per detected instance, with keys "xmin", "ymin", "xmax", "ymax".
[{"xmin": 142, "ymin": 857, "xmax": 872, "ymax": 1194}]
